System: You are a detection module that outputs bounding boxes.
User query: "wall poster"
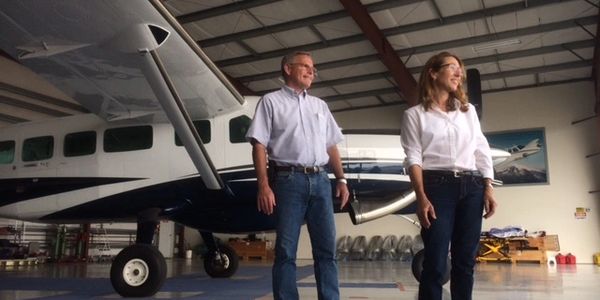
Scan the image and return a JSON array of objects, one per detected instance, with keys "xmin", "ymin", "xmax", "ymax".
[{"xmin": 485, "ymin": 128, "xmax": 549, "ymax": 185}]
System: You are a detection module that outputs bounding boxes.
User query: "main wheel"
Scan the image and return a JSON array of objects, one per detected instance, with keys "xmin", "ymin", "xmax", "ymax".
[
  {"xmin": 110, "ymin": 244, "xmax": 167, "ymax": 297},
  {"xmin": 411, "ymin": 249, "xmax": 451, "ymax": 285},
  {"xmin": 203, "ymin": 243, "xmax": 239, "ymax": 278}
]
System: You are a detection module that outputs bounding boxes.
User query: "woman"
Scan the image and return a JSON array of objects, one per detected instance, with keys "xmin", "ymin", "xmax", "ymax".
[{"xmin": 400, "ymin": 52, "xmax": 497, "ymax": 300}]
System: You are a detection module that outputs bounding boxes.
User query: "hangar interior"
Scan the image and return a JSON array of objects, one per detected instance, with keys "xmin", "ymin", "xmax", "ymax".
[{"xmin": 0, "ymin": 0, "xmax": 599, "ymax": 299}]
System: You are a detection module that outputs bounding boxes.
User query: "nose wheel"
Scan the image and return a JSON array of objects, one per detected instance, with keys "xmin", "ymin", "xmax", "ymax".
[{"xmin": 203, "ymin": 243, "xmax": 239, "ymax": 278}]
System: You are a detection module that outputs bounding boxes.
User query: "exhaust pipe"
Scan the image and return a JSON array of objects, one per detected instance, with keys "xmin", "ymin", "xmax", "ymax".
[{"xmin": 348, "ymin": 189, "xmax": 416, "ymax": 225}]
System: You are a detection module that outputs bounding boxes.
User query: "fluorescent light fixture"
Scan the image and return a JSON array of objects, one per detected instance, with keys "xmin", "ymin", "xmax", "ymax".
[{"xmin": 472, "ymin": 39, "xmax": 521, "ymax": 52}]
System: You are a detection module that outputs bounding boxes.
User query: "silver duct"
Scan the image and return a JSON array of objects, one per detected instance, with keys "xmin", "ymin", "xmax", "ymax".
[{"xmin": 348, "ymin": 189, "xmax": 416, "ymax": 225}]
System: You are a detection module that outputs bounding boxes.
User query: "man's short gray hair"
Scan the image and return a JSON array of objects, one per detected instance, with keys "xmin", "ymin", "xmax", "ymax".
[{"xmin": 281, "ymin": 51, "xmax": 312, "ymax": 79}]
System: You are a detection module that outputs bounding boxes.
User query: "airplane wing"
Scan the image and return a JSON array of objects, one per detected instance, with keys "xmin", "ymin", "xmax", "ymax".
[{"xmin": 0, "ymin": 0, "xmax": 245, "ymax": 189}]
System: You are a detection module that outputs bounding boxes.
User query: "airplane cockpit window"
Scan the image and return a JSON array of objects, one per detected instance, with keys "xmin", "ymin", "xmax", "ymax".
[
  {"xmin": 0, "ymin": 140, "xmax": 15, "ymax": 164},
  {"xmin": 22, "ymin": 136, "xmax": 54, "ymax": 162},
  {"xmin": 104, "ymin": 126, "xmax": 152, "ymax": 152},
  {"xmin": 229, "ymin": 115, "xmax": 251, "ymax": 143},
  {"xmin": 175, "ymin": 120, "xmax": 211, "ymax": 146},
  {"xmin": 64, "ymin": 131, "xmax": 97, "ymax": 157}
]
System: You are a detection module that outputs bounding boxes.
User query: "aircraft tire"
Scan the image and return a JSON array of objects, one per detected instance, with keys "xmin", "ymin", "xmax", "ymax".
[
  {"xmin": 203, "ymin": 243, "xmax": 239, "ymax": 278},
  {"xmin": 110, "ymin": 244, "xmax": 167, "ymax": 297},
  {"xmin": 411, "ymin": 249, "xmax": 451, "ymax": 285}
]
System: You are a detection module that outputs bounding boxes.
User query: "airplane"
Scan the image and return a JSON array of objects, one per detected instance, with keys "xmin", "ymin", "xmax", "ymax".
[
  {"xmin": 0, "ymin": 1, "xmax": 510, "ymax": 297},
  {"xmin": 493, "ymin": 138, "xmax": 542, "ymax": 171}
]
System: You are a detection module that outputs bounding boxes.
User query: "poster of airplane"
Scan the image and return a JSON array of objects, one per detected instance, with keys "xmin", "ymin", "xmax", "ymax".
[{"xmin": 486, "ymin": 128, "xmax": 548, "ymax": 185}]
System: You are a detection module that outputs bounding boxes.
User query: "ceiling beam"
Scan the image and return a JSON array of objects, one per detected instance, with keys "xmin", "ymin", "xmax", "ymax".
[
  {"xmin": 339, "ymin": 0, "xmax": 418, "ymax": 104},
  {"xmin": 0, "ymin": 95, "xmax": 70, "ymax": 117},
  {"xmin": 202, "ymin": 0, "xmax": 573, "ymax": 48},
  {"xmin": 398, "ymin": 16, "xmax": 596, "ymax": 57},
  {"xmin": 242, "ymin": 37, "xmax": 594, "ymax": 84},
  {"xmin": 238, "ymin": 55, "xmax": 378, "ymax": 83},
  {"xmin": 384, "ymin": 0, "xmax": 573, "ymax": 37},
  {"xmin": 322, "ymin": 60, "xmax": 591, "ymax": 103},
  {"xmin": 428, "ymin": 0, "xmax": 444, "ymax": 24},
  {"xmin": 198, "ymin": 0, "xmax": 425, "ymax": 47},
  {"xmin": 324, "ymin": 87, "xmax": 399, "ymax": 103},
  {"xmin": 0, "ymin": 82, "xmax": 87, "ymax": 113},
  {"xmin": 330, "ymin": 77, "xmax": 591, "ymax": 114},
  {"xmin": 483, "ymin": 77, "xmax": 591, "ymax": 94},
  {"xmin": 215, "ymin": 0, "xmax": 584, "ymax": 67},
  {"xmin": 480, "ymin": 59, "xmax": 592, "ymax": 80},
  {"xmin": 254, "ymin": 39, "xmax": 595, "ymax": 93},
  {"xmin": 0, "ymin": 112, "xmax": 28, "ymax": 123},
  {"xmin": 332, "ymin": 100, "xmax": 406, "ymax": 113},
  {"xmin": 224, "ymin": 74, "xmax": 257, "ymax": 96},
  {"xmin": 176, "ymin": 0, "xmax": 281, "ymax": 24}
]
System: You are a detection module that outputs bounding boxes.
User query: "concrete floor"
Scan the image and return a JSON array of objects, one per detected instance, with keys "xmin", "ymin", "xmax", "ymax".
[{"xmin": 0, "ymin": 258, "xmax": 598, "ymax": 299}]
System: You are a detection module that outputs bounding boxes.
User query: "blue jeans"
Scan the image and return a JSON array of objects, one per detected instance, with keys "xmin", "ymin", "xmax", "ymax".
[
  {"xmin": 418, "ymin": 173, "xmax": 485, "ymax": 300},
  {"xmin": 272, "ymin": 170, "xmax": 339, "ymax": 300}
]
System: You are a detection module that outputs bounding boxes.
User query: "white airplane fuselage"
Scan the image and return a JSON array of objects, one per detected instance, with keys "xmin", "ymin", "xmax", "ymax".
[{"xmin": 0, "ymin": 96, "xmax": 412, "ymax": 231}]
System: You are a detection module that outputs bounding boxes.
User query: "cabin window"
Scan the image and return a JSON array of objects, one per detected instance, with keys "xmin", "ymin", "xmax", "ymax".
[
  {"xmin": 0, "ymin": 140, "xmax": 15, "ymax": 164},
  {"xmin": 22, "ymin": 136, "xmax": 54, "ymax": 161},
  {"xmin": 64, "ymin": 131, "xmax": 96, "ymax": 157},
  {"xmin": 229, "ymin": 115, "xmax": 251, "ymax": 143},
  {"xmin": 175, "ymin": 120, "xmax": 211, "ymax": 146},
  {"xmin": 104, "ymin": 126, "xmax": 152, "ymax": 152}
]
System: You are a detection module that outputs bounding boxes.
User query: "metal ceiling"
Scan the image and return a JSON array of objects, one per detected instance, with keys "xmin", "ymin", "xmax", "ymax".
[
  {"xmin": 166, "ymin": 0, "xmax": 599, "ymax": 113},
  {"xmin": 0, "ymin": 0, "xmax": 597, "ymax": 126}
]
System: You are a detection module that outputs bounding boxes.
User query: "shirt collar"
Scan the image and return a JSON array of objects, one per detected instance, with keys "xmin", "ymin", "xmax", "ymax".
[
  {"xmin": 282, "ymin": 85, "xmax": 307, "ymax": 97},
  {"xmin": 429, "ymin": 97, "xmax": 460, "ymax": 112}
]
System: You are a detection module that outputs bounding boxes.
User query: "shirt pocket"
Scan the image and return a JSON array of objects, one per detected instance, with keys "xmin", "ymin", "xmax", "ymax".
[{"xmin": 316, "ymin": 112, "xmax": 327, "ymax": 137}]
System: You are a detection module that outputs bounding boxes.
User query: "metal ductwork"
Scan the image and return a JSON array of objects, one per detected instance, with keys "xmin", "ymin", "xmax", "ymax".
[{"xmin": 348, "ymin": 189, "xmax": 416, "ymax": 225}]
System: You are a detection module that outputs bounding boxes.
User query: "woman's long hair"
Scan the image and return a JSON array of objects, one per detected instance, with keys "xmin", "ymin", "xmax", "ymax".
[{"xmin": 418, "ymin": 51, "xmax": 468, "ymax": 112}]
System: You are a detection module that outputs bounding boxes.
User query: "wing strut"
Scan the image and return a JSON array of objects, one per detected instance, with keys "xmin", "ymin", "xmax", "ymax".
[
  {"xmin": 101, "ymin": 20, "xmax": 224, "ymax": 190},
  {"xmin": 143, "ymin": 48, "xmax": 224, "ymax": 190}
]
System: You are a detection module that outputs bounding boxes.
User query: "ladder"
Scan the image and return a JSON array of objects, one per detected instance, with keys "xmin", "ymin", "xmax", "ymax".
[{"xmin": 94, "ymin": 224, "xmax": 111, "ymax": 262}]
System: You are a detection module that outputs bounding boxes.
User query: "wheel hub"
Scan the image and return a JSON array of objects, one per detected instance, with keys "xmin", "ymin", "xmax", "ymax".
[
  {"xmin": 122, "ymin": 258, "xmax": 149, "ymax": 287},
  {"xmin": 212, "ymin": 253, "xmax": 230, "ymax": 269}
]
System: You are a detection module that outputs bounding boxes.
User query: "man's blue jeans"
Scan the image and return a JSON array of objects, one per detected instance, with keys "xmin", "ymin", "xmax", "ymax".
[
  {"xmin": 272, "ymin": 170, "xmax": 339, "ymax": 300},
  {"xmin": 418, "ymin": 173, "xmax": 485, "ymax": 300}
]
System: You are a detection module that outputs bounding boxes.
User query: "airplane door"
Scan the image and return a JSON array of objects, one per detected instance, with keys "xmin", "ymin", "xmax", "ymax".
[
  {"xmin": 0, "ymin": 139, "xmax": 17, "ymax": 178},
  {"xmin": 16, "ymin": 135, "xmax": 57, "ymax": 178}
]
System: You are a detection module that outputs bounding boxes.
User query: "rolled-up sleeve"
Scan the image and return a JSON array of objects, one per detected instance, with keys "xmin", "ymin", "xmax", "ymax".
[
  {"xmin": 401, "ymin": 108, "xmax": 422, "ymax": 168},
  {"xmin": 324, "ymin": 107, "xmax": 344, "ymax": 147},
  {"xmin": 245, "ymin": 97, "xmax": 272, "ymax": 147},
  {"xmin": 471, "ymin": 109, "xmax": 494, "ymax": 179}
]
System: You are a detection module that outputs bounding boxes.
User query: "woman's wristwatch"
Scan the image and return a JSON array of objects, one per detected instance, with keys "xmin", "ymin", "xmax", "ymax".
[{"xmin": 336, "ymin": 178, "xmax": 347, "ymax": 184}]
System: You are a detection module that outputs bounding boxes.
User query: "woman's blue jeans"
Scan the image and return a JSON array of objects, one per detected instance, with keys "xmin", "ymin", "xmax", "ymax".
[
  {"xmin": 272, "ymin": 170, "xmax": 339, "ymax": 300},
  {"xmin": 418, "ymin": 173, "xmax": 485, "ymax": 300}
]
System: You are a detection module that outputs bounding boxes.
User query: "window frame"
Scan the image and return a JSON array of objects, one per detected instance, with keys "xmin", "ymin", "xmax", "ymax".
[
  {"xmin": 103, "ymin": 125, "xmax": 153, "ymax": 153},
  {"xmin": 64, "ymin": 130, "xmax": 97, "ymax": 157}
]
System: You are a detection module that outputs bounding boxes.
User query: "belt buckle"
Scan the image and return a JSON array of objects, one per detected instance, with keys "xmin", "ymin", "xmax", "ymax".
[
  {"xmin": 304, "ymin": 166, "xmax": 318, "ymax": 174},
  {"xmin": 453, "ymin": 171, "xmax": 460, "ymax": 178}
]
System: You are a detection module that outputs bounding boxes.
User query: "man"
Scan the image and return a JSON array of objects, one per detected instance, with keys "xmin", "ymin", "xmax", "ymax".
[{"xmin": 246, "ymin": 51, "xmax": 350, "ymax": 300}]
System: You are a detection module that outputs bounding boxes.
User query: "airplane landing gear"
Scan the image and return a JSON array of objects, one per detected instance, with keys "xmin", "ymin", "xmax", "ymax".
[
  {"xmin": 411, "ymin": 249, "xmax": 451, "ymax": 285},
  {"xmin": 110, "ymin": 244, "xmax": 167, "ymax": 297},
  {"xmin": 200, "ymin": 231, "xmax": 239, "ymax": 278},
  {"xmin": 109, "ymin": 208, "xmax": 167, "ymax": 297},
  {"xmin": 203, "ymin": 243, "xmax": 238, "ymax": 277}
]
